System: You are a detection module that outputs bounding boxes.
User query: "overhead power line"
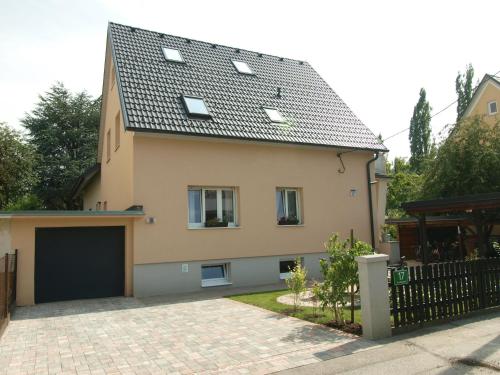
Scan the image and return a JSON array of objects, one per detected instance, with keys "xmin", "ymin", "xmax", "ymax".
[{"xmin": 382, "ymin": 69, "xmax": 500, "ymax": 142}]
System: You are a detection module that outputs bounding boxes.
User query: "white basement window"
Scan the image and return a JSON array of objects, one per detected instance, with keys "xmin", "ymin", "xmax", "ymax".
[
  {"xmin": 232, "ymin": 60, "xmax": 254, "ymax": 75},
  {"xmin": 201, "ymin": 264, "xmax": 231, "ymax": 287},
  {"xmin": 162, "ymin": 47, "xmax": 184, "ymax": 63},
  {"xmin": 182, "ymin": 95, "xmax": 210, "ymax": 118},
  {"xmin": 279, "ymin": 258, "xmax": 304, "ymax": 279},
  {"xmin": 276, "ymin": 188, "xmax": 301, "ymax": 225},
  {"xmin": 263, "ymin": 107, "xmax": 285, "ymax": 123},
  {"xmin": 488, "ymin": 101, "xmax": 498, "ymax": 115},
  {"xmin": 188, "ymin": 187, "xmax": 237, "ymax": 228}
]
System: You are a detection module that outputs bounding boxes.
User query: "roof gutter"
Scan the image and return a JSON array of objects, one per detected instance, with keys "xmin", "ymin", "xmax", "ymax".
[{"xmin": 366, "ymin": 152, "xmax": 379, "ymax": 250}]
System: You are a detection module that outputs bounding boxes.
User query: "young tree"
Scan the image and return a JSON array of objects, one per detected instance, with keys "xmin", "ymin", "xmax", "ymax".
[
  {"xmin": 456, "ymin": 64, "xmax": 475, "ymax": 121},
  {"xmin": 317, "ymin": 234, "xmax": 372, "ymax": 325},
  {"xmin": 285, "ymin": 258, "xmax": 307, "ymax": 313},
  {"xmin": 0, "ymin": 123, "xmax": 38, "ymax": 209},
  {"xmin": 409, "ymin": 88, "xmax": 432, "ymax": 173},
  {"xmin": 422, "ymin": 117, "xmax": 500, "ymax": 198},
  {"xmin": 22, "ymin": 83, "xmax": 101, "ymax": 209}
]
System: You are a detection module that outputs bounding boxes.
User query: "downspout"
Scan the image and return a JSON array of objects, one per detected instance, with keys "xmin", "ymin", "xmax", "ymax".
[{"xmin": 366, "ymin": 152, "xmax": 379, "ymax": 250}]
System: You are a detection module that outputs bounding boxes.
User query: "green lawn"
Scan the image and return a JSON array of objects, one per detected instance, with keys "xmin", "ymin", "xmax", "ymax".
[{"xmin": 227, "ymin": 289, "xmax": 362, "ymax": 328}]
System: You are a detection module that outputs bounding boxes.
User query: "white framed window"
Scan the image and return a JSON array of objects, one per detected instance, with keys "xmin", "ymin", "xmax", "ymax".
[
  {"xmin": 276, "ymin": 188, "xmax": 301, "ymax": 225},
  {"xmin": 201, "ymin": 263, "xmax": 231, "ymax": 287},
  {"xmin": 188, "ymin": 187, "xmax": 237, "ymax": 228},
  {"xmin": 263, "ymin": 107, "xmax": 285, "ymax": 123},
  {"xmin": 279, "ymin": 258, "xmax": 304, "ymax": 279},
  {"xmin": 488, "ymin": 101, "xmax": 498, "ymax": 115},
  {"xmin": 232, "ymin": 60, "xmax": 254, "ymax": 75},
  {"xmin": 162, "ymin": 47, "xmax": 184, "ymax": 63}
]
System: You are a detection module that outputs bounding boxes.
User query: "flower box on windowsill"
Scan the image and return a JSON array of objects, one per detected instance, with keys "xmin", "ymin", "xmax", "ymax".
[
  {"xmin": 205, "ymin": 219, "xmax": 229, "ymax": 228},
  {"xmin": 278, "ymin": 217, "xmax": 300, "ymax": 225}
]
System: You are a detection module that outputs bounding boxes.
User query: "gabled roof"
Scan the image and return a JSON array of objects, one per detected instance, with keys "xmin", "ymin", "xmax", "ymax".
[
  {"xmin": 71, "ymin": 163, "xmax": 100, "ymax": 198},
  {"xmin": 108, "ymin": 22, "xmax": 387, "ymax": 152},
  {"xmin": 462, "ymin": 74, "xmax": 500, "ymax": 118}
]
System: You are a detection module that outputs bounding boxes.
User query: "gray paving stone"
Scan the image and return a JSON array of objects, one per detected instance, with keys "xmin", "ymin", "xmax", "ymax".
[{"xmin": 0, "ymin": 296, "xmax": 372, "ymax": 374}]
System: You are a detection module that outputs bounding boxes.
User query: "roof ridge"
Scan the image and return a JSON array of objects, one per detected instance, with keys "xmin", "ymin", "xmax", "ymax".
[{"xmin": 108, "ymin": 21, "xmax": 309, "ymax": 65}]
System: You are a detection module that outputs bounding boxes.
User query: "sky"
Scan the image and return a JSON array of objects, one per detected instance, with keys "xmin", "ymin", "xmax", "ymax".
[{"xmin": 1, "ymin": 0, "xmax": 499, "ymax": 159}]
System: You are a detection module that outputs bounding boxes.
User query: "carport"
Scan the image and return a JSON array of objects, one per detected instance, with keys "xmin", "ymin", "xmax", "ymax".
[{"xmin": 0, "ymin": 210, "xmax": 143, "ymax": 306}]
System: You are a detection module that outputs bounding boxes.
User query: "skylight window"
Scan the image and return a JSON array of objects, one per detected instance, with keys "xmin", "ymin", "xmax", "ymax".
[
  {"xmin": 263, "ymin": 107, "xmax": 285, "ymax": 123},
  {"xmin": 232, "ymin": 60, "xmax": 253, "ymax": 75},
  {"xmin": 182, "ymin": 95, "xmax": 210, "ymax": 117},
  {"xmin": 162, "ymin": 47, "xmax": 184, "ymax": 63}
]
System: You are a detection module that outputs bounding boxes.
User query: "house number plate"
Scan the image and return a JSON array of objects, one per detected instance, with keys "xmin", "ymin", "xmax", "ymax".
[{"xmin": 393, "ymin": 268, "xmax": 409, "ymax": 286}]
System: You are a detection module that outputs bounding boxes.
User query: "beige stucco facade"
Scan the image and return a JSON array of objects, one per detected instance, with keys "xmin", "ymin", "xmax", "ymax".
[{"xmin": 2, "ymin": 215, "xmax": 137, "ymax": 306}]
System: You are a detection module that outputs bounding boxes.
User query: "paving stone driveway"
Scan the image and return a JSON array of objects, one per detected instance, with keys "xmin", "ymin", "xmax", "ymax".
[{"xmin": 0, "ymin": 296, "xmax": 376, "ymax": 375}]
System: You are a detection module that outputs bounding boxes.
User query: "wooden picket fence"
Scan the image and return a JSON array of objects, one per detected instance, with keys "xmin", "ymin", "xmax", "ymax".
[
  {"xmin": 389, "ymin": 258, "xmax": 500, "ymax": 330},
  {"xmin": 0, "ymin": 251, "xmax": 18, "ymax": 338}
]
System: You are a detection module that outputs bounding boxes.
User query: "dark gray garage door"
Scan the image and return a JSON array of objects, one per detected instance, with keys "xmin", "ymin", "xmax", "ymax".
[{"xmin": 35, "ymin": 226, "xmax": 125, "ymax": 303}]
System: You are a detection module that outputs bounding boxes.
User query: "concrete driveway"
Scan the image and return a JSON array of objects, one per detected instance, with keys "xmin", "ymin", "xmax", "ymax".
[{"xmin": 0, "ymin": 294, "xmax": 375, "ymax": 374}]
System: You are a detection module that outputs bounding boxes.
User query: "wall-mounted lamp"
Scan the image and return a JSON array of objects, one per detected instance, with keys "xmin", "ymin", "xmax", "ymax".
[
  {"xmin": 146, "ymin": 217, "xmax": 156, "ymax": 224},
  {"xmin": 350, "ymin": 188, "xmax": 357, "ymax": 197}
]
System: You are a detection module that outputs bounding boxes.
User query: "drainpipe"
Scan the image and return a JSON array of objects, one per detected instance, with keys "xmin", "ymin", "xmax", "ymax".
[{"xmin": 366, "ymin": 152, "xmax": 379, "ymax": 250}]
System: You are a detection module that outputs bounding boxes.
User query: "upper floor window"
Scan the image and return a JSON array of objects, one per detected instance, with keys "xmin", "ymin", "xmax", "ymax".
[
  {"xmin": 182, "ymin": 95, "xmax": 211, "ymax": 118},
  {"xmin": 276, "ymin": 188, "xmax": 301, "ymax": 225},
  {"xmin": 232, "ymin": 60, "xmax": 254, "ymax": 75},
  {"xmin": 488, "ymin": 101, "xmax": 498, "ymax": 115},
  {"xmin": 188, "ymin": 187, "xmax": 237, "ymax": 228},
  {"xmin": 106, "ymin": 129, "xmax": 111, "ymax": 163},
  {"xmin": 162, "ymin": 47, "xmax": 184, "ymax": 63},
  {"xmin": 263, "ymin": 107, "xmax": 285, "ymax": 123},
  {"xmin": 115, "ymin": 112, "xmax": 121, "ymax": 151}
]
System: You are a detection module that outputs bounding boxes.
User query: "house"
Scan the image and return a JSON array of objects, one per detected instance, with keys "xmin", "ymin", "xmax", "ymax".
[
  {"xmin": 462, "ymin": 74, "xmax": 500, "ymax": 125},
  {"xmin": 0, "ymin": 22, "xmax": 387, "ymax": 305}
]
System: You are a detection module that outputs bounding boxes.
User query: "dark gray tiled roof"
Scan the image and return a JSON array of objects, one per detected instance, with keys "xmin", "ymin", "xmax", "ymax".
[{"xmin": 109, "ymin": 22, "xmax": 387, "ymax": 151}]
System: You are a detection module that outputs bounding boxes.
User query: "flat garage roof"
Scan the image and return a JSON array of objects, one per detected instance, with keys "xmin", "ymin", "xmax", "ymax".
[{"xmin": 0, "ymin": 210, "xmax": 145, "ymax": 219}]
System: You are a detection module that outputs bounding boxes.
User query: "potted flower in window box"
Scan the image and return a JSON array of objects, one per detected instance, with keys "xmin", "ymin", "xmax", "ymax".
[
  {"xmin": 278, "ymin": 215, "xmax": 300, "ymax": 225},
  {"xmin": 205, "ymin": 217, "xmax": 229, "ymax": 228}
]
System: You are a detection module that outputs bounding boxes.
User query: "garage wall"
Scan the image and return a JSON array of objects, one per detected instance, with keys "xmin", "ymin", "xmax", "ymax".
[{"xmin": 9, "ymin": 217, "xmax": 135, "ymax": 306}]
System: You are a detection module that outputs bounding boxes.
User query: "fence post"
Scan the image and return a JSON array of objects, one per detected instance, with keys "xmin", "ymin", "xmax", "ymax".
[
  {"xmin": 4, "ymin": 254, "xmax": 8, "ymax": 318},
  {"xmin": 356, "ymin": 254, "xmax": 391, "ymax": 339}
]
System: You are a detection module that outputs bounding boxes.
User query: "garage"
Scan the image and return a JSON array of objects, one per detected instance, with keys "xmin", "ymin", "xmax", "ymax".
[{"xmin": 35, "ymin": 226, "xmax": 125, "ymax": 303}]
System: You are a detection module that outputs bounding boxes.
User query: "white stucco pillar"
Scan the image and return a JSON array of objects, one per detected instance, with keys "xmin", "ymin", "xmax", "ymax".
[{"xmin": 356, "ymin": 254, "xmax": 391, "ymax": 340}]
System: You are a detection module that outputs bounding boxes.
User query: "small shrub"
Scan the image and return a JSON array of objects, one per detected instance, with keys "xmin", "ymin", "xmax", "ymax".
[{"xmin": 285, "ymin": 257, "xmax": 307, "ymax": 312}]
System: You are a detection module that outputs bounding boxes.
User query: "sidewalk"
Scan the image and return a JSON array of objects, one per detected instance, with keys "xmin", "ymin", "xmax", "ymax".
[{"xmin": 278, "ymin": 311, "xmax": 500, "ymax": 374}]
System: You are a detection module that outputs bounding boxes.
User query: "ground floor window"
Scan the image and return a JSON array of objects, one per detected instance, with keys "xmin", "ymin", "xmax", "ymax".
[
  {"xmin": 279, "ymin": 258, "xmax": 304, "ymax": 279},
  {"xmin": 276, "ymin": 188, "xmax": 301, "ymax": 225},
  {"xmin": 189, "ymin": 187, "xmax": 237, "ymax": 228},
  {"xmin": 201, "ymin": 263, "xmax": 230, "ymax": 287}
]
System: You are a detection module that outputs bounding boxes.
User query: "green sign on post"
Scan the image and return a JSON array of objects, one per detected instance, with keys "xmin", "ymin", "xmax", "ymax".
[{"xmin": 393, "ymin": 267, "xmax": 409, "ymax": 286}]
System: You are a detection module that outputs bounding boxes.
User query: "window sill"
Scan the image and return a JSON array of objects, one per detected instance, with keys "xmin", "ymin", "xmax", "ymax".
[
  {"xmin": 201, "ymin": 280, "xmax": 232, "ymax": 288},
  {"xmin": 279, "ymin": 272, "xmax": 291, "ymax": 280},
  {"xmin": 187, "ymin": 226, "xmax": 241, "ymax": 230},
  {"xmin": 276, "ymin": 224, "xmax": 304, "ymax": 228}
]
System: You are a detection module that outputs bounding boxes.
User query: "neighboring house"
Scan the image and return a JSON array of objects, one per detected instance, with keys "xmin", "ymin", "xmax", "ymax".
[
  {"xmin": 462, "ymin": 74, "xmax": 500, "ymax": 125},
  {"xmin": 0, "ymin": 22, "xmax": 388, "ymax": 305}
]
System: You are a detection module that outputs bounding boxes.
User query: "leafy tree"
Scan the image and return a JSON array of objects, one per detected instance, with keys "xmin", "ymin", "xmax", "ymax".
[
  {"xmin": 422, "ymin": 117, "xmax": 500, "ymax": 198},
  {"xmin": 0, "ymin": 123, "xmax": 38, "ymax": 210},
  {"xmin": 456, "ymin": 64, "xmax": 475, "ymax": 121},
  {"xmin": 409, "ymin": 88, "xmax": 432, "ymax": 172},
  {"xmin": 22, "ymin": 83, "xmax": 100, "ymax": 209},
  {"xmin": 386, "ymin": 157, "xmax": 423, "ymax": 217},
  {"xmin": 285, "ymin": 258, "xmax": 307, "ymax": 313}
]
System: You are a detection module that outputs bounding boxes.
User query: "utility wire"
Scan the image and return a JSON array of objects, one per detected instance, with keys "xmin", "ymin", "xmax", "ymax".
[{"xmin": 382, "ymin": 69, "xmax": 500, "ymax": 142}]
